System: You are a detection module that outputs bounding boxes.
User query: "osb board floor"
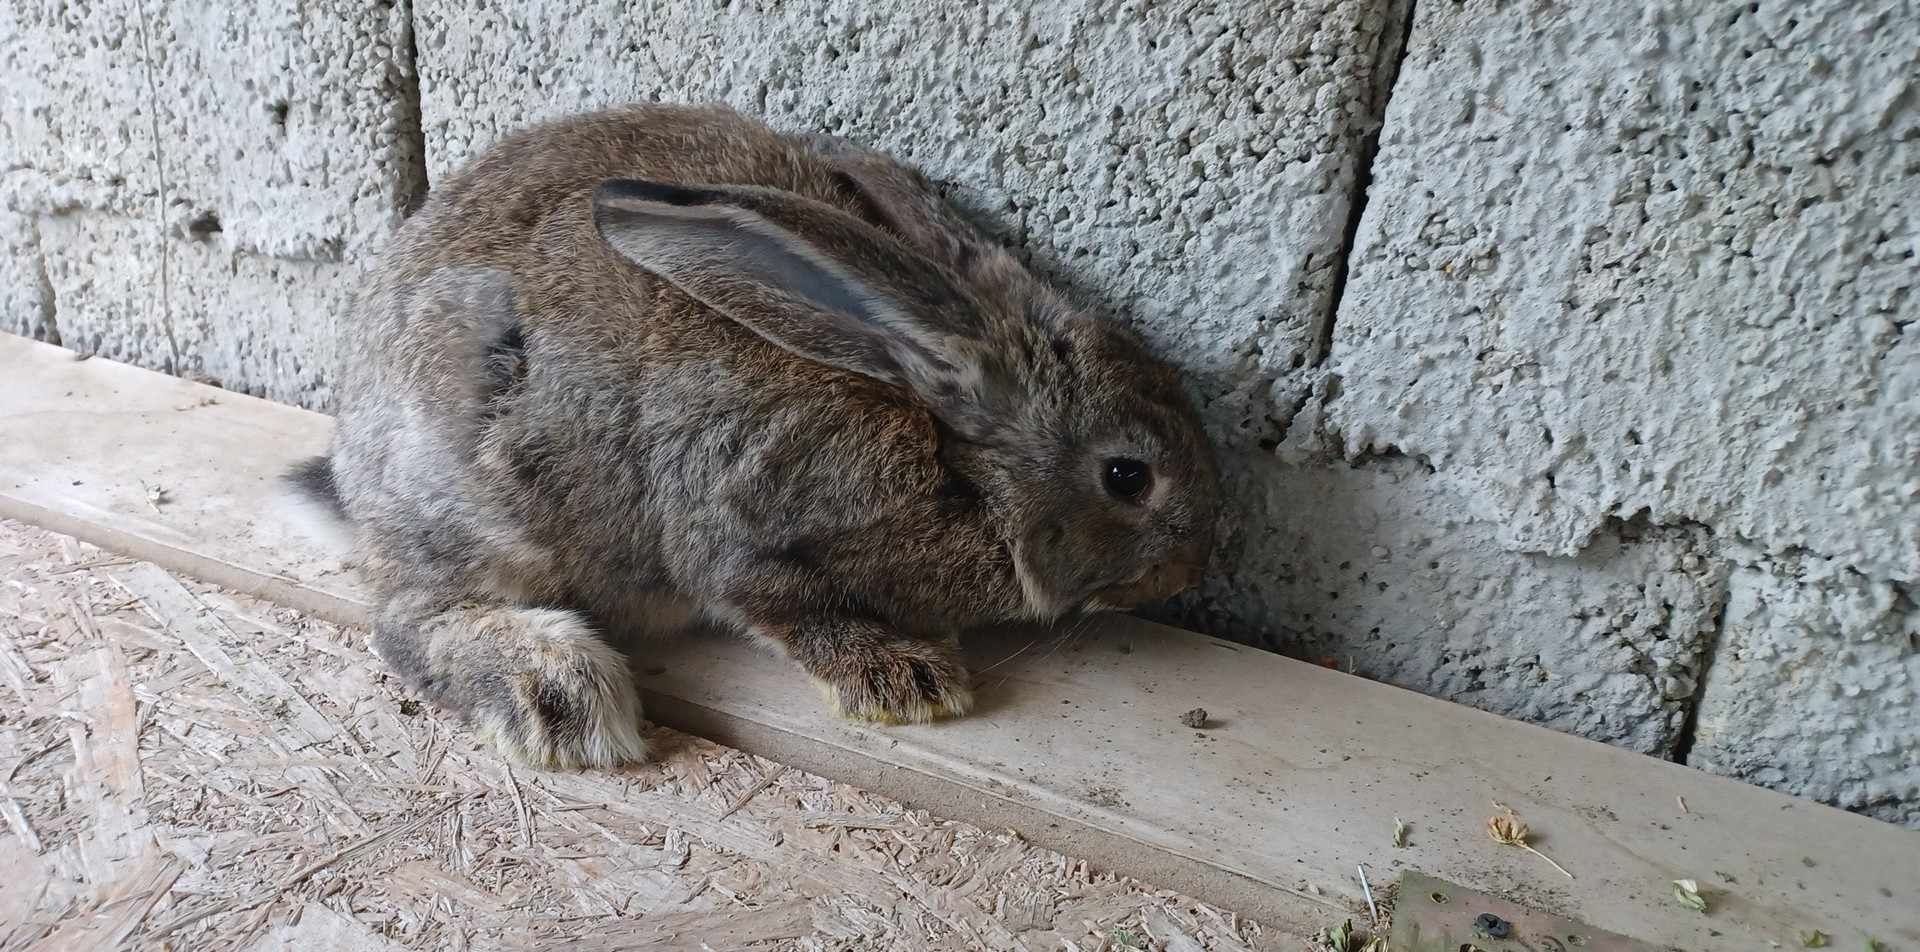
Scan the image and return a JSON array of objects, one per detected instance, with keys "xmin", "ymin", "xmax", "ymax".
[{"xmin": 0, "ymin": 517, "xmax": 1314, "ymax": 952}]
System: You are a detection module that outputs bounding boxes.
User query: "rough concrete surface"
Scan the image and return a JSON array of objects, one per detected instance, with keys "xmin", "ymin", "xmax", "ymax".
[
  {"xmin": 1690, "ymin": 549, "xmax": 1919, "ymax": 826},
  {"xmin": 1331, "ymin": 0, "xmax": 1918, "ymax": 580},
  {"xmin": 0, "ymin": 212, "xmax": 56, "ymax": 342},
  {"xmin": 1202, "ymin": 454, "xmax": 1727, "ymax": 754},
  {"xmin": 1327, "ymin": 0, "xmax": 1918, "ymax": 811},
  {"xmin": 34, "ymin": 213, "xmax": 357, "ymax": 400},
  {"xmin": 0, "ymin": 0, "xmax": 424, "ymax": 406}
]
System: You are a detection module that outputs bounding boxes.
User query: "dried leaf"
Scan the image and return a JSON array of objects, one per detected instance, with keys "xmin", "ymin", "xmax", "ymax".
[
  {"xmin": 1672, "ymin": 878, "xmax": 1708, "ymax": 913},
  {"xmin": 141, "ymin": 482, "xmax": 169, "ymax": 512},
  {"xmin": 1392, "ymin": 817, "xmax": 1409, "ymax": 848},
  {"xmin": 1485, "ymin": 808, "xmax": 1574, "ymax": 878},
  {"xmin": 1486, "ymin": 811, "xmax": 1529, "ymax": 846},
  {"xmin": 1799, "ymin": 931, "xmax": 1829, "ymax": 948}
]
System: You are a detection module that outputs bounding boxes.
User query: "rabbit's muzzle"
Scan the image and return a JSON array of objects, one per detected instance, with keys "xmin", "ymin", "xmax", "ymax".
[{"xmin": 1095, "ymin": 553, "xmax": 1207, "ymax": 610}]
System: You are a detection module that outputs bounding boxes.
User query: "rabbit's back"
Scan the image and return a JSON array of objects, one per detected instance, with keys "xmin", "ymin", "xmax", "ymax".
[
  {"xmin": 344, "ymin": 103, "xmax": 854, "ymax": 396},
  {"xmin": 326, "ymin": 104, "xmax": 1002, "ymax": 621}
]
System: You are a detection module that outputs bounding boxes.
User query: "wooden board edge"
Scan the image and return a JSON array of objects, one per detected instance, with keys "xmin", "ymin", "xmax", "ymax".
[
  {"xmin": 645, "ymin": 690, "xmax": 1343, "ymax": 937},
  {"xmin": 0, "ymin": 469, "xmax": 1342, "ymax": 935},
  {"xmin": 0, "ymin": 494, "xmax": 372, "ymax": 629}
]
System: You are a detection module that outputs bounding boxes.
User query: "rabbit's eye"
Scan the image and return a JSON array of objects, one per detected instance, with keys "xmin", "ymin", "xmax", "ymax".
[{"xmin": 1103, "ymin": 458, "xmax": 1152, "ymax": 501}]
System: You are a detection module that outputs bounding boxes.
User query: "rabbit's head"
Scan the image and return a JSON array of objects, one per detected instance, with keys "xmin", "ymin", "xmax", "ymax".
[
  {"xmin": 965, "ymin": 308, "xmax": 1221, "ymax": 620},
  {"xmin": 592, "ymin": 166, "xmax": 1219, "ymax": 622}
]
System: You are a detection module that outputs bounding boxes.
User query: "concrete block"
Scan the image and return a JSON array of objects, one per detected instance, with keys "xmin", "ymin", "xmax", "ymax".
[
  {"xmin": 413, "ymin": 0, "xmax": 1407, "ymax": 439},
  {"xmin": 1690, "ymin": 552, "xmax": 1919, "ymax": 826},
  {"xmin": 37, "ymin": 213, "xmax": 354, "ymax": 408},
  {"xmin": 1324, "ymin": 0, "xmax": 1920, "ymax": 581},
  {"xmin": 0, "ymin": 0, "xmax": 156, "ymax": 219},
  {"xmin": 1, "ymin": 0, "xmax": 423, "ymax": 400},
  {"xmin": 1312, "ymin": 0, "xmax": 1918, "ymax": 818},
  {"xmin": 0, "ymin": 213, "xmax": 56, "ymax": 342},
  {"xmin": 1182, "ymin": 453, "xmax": 1724, "ymax": 754}
]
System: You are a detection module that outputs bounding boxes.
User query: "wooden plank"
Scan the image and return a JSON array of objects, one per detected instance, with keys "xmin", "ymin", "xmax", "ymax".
[
  {"xmin": 58, "ymin": 642, "xmax": 157, "ymax": 884},
  {"xmin": 3, "ymin": 332, "xmax": 1915, "ymax": 949}
]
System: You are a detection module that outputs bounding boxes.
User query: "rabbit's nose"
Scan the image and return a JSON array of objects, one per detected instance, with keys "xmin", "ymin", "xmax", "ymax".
[
  {"xmin": 1169, "ymin": 561, "xmax": 1203, "ymax": 593},
  {"xmin": 1143, "ymin": 560, "xmax": 1202, "ymax": 599}
]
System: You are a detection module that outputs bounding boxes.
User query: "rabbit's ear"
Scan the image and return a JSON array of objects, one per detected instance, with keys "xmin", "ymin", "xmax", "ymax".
[
  {"xmin": 593, "ymin": 178, "xmax": 1008, "ymax": 433},
  {"xmin": 807, "ymin": 142, "xmax": 1001, "ymax": 278}
]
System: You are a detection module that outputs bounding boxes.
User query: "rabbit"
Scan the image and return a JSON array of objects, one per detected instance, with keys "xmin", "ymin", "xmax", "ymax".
[{"xmin": 287, "ymin": 103, "xmax": 1221, "ymax": 770}]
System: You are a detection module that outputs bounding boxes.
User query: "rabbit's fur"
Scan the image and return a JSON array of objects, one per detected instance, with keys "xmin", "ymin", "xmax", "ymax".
[{"xmin": 294, "ymin": 103, "xmax": 1219, "ymax": 769}]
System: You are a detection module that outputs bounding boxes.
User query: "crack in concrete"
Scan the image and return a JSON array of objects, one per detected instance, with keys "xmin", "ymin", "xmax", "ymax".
[
  {"xmin": 130, "ymin": 0, "xmax": 181, "ymax": 376},
  {"xmin": 391, "ymin": 0, "xmax": 432, "ymax": 217},
  {"xmin": 1313, "ymin": 0, "xmax": 1419, "ymax": 369},
  {"xmin": 1671, "ymin": 571, "xmax": 1733, "ymax": 767},
  {"xmin": 26, "ymin": 217, "xmax": 61, "ymax": 346}
]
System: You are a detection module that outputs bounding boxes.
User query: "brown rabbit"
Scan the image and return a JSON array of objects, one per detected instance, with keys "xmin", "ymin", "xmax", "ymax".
[{"xmin": 288, "ymin": 104, "xmax": 1220, "ymax": 769}]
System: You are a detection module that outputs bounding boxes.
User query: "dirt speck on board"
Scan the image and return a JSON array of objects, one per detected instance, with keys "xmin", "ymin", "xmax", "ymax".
[
  {"xmin": 1180, "ymin": 707, "xmax": 1210, "ymax": 729},
  {"xmin": 0, "ymin": 517, "xmax": 1276, "ymax": 951}
]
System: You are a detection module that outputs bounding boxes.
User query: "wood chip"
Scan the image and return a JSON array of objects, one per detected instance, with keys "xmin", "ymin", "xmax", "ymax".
[{"xmin": 0, "ymin": 518, "xmax": 1272, "ymax": 950}]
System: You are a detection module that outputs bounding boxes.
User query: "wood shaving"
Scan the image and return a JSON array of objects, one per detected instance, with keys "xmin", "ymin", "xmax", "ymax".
[{"xmin": 0, "ymin": 516, "xmax": 1271, "ymax": 950}]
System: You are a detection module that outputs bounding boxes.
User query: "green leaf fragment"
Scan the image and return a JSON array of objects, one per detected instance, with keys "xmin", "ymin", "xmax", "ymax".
[
  {"xmin": 1671, "ymin": 878, "xmax": 1709, "ymax": 913},
  {"xmin": 1326, "ymin": 918, "xmax": 1354, "ymax": 952}
]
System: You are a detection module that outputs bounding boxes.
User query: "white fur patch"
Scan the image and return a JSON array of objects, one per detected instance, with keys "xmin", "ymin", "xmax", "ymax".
[{"xmin": 270, "ymin": 479, "xmax": 356, "ymax": 556}]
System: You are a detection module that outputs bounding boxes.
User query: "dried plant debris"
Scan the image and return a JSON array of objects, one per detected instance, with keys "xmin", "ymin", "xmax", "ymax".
[
  {"xmin": 1486, "ymin": 806, "xmax": 1574, "ymax": 879},
  {"xmin": 1317, "ymin": 918, "xmax": 1387, "ymax": 952},
  {"xmin": 1671, "ymin": 878, "xmax": 1709, "ymax": 913},
  {"xmin": 1179, "ymin": 707, "xmax": 1210, "ymax": 729},
  {"xmin": 1800, "ymin": 930, "xmax": 1830, "ymax": 948},
  {"xmin": 1323, "ymin": 919, "xmax": 1355, "ymax": 952},
  {"xmin": 1392, "ymin": 817, "xmax": 1409, "ymax": 848},
  {"xmin": 0, "ymin": 517, "xmax": 1272, "ymax": 951}
]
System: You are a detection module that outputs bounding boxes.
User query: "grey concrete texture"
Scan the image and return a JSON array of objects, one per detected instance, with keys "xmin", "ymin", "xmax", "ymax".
[
  {"xmin": 33, "ymin": 213, "xmax": 358, "ymax": 401},
  {"xmin": 0, "ymin": 0, "xmax": 425, "ymax": 405},
  {"xmin": 1331, "ymin": 0, "xmax": 1918, "ymax": 580},
  {"xmin": 1212, "ymin": 451, "xmax": 1728, "ymax": 756},
  {"xmin": 1327, "ymin": 0, "xmax": 1919, "ymax": 821},
  {"xmin": 1692, "ymin": 547, "xmax": 1918, "ymax": 825},
  {"xmin": 0, "ymin": 213, "xmax": 56, "ymax": 342},
  {"xmin": 2, "ymin": 0, "xmax": 1915, "ymax": 824}
]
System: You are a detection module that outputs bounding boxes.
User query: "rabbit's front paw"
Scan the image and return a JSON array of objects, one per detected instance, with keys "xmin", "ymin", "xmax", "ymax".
[
  {"xmin": 815, "ymin": 638, "xmax": 974, "ymax": 726},
  {"xmin": 401, "ymin": 605, "xmax": 651, "ymax": 770}
]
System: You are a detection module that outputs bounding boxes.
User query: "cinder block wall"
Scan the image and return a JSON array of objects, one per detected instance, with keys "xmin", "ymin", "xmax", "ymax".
[{"xmin": 4, "ymin": 0, "xmax": 1914, "ymax": 825}]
